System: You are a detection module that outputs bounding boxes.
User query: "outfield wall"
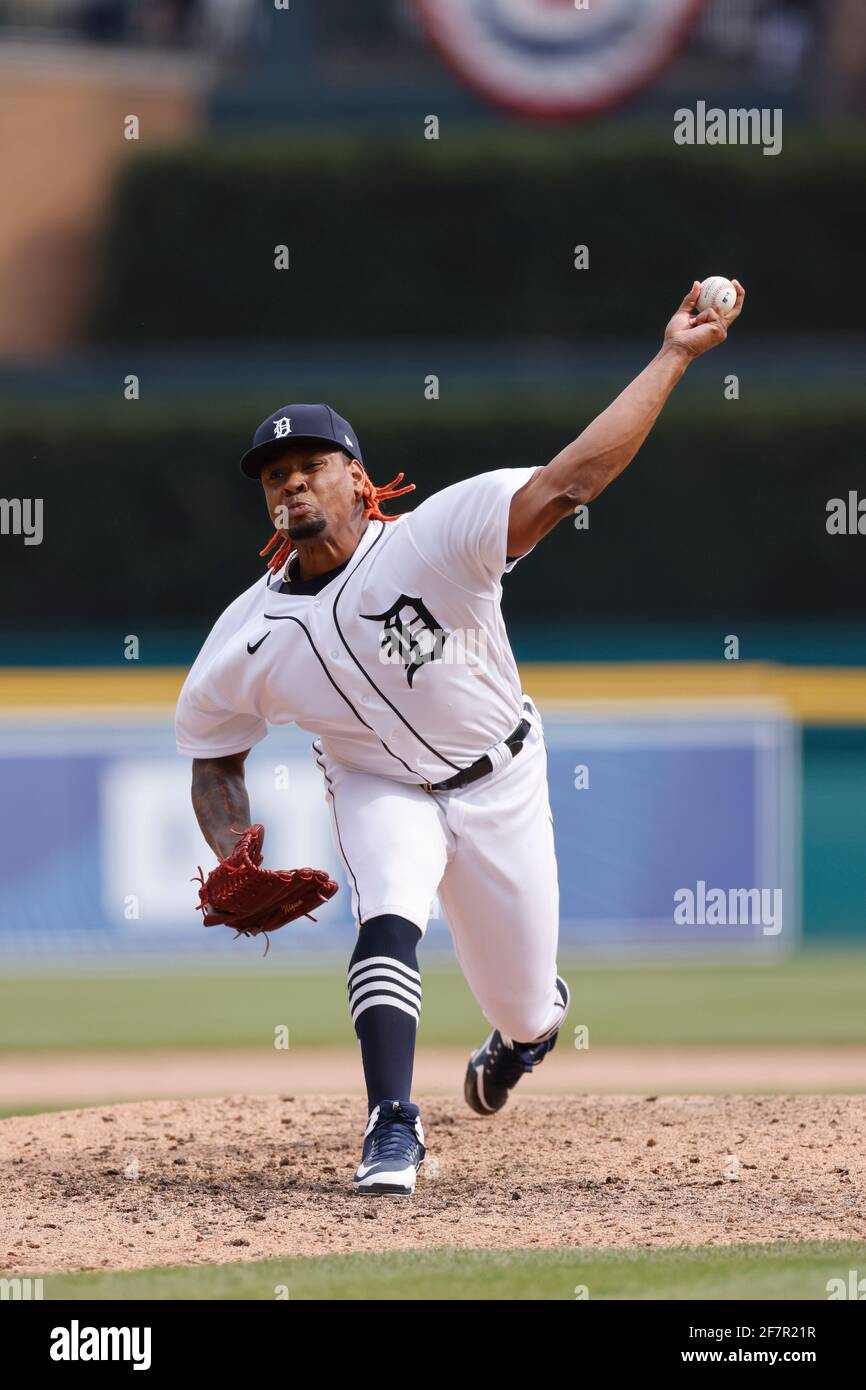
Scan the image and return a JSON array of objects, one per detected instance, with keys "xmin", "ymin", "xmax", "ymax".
[{"xmin": 0, "ymin": 665, "xmax": 819, "ymax": 962}]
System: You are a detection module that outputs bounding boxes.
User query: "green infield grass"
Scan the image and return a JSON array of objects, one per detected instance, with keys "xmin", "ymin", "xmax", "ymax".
[
  {"xmin": 0, "ymin": 950, "xmax": 864, "ymax": 1053},
  {"xmin": 25, "ymin": 1240, "xmax": 866, "ymax": 1302}
]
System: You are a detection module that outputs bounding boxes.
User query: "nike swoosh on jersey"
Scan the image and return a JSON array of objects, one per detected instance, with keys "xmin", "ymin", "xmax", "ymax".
[{"xmin": 246, "ymin": 633, "xmax": 271, "ymax": 655}]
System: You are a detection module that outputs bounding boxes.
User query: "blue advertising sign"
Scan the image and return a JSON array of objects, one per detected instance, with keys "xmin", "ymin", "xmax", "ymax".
[{"xmin": 0, "ymin": 704, "xmax": 797, "ymax": 963}]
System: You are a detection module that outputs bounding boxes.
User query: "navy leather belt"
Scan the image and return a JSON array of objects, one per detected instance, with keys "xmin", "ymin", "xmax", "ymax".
[{"xmin": 422, "ymin": 714, "xmax": 531, "ymax": 794}]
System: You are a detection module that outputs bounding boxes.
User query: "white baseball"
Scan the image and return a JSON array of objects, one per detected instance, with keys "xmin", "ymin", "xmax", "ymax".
[{"xmin": 698, "ymin": 276, "xmax": 737, "ymax": 317}]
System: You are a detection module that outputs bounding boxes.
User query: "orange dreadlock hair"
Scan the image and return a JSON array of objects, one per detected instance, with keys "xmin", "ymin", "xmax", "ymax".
[{"xmin": 259, "ymin": 468, "xmax": 416, "ymax": 578}]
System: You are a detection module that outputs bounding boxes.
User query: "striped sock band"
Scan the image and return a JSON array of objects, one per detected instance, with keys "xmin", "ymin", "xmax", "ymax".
[
  {"xmin": 347, "ymin": 954, "xmax": 422, "ymax": 1029},
  {"xmin": 347, "ymin": 914, "xmax": 422, "ymax": 1112}
]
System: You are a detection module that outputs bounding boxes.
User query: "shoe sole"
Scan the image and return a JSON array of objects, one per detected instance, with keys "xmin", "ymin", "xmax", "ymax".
[
  {"xmin": 463, "ymin": 1054, "xmax": 507, "ymax": 1116},
  {"xmin": 352, "ymin": 1182, "xmax": 416, "ymax": 1197}
]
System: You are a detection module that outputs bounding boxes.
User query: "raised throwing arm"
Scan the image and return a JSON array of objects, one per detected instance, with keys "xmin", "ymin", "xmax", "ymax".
[
  {"xmin": 191, "ymin": 750, "xmax": 252, "ymax": 860},
  {"xmin": 507, "ymin": 280, "xmax": 745, "ymax": 557}
]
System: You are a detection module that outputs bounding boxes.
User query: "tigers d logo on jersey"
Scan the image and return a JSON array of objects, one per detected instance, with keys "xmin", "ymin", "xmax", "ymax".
[
  {"xmin": 412, "ymin": 0, "xmax": 705, "ymax": 120},
  {"xmin": 361, "ymin": 595, "xmax": 450, "ymax": 687}
]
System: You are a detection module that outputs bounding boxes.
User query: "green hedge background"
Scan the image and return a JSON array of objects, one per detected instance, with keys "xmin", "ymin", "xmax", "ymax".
[
  {"xmin": 4, "ymin": 129, "xmax": 861, "ymax": 640},
  {"xmin": 1, "ymin": 393, "xmax": 863, "ymax": 630},
  {"xmin": 90, "ymin": 131, "xmax": 866, "ymax": 342}
]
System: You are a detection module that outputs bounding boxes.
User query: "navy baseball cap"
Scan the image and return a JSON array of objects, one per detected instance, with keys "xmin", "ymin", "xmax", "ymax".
[{"xmin": 240, "ymin": 403, "xmax": 363, "ymax": 478}]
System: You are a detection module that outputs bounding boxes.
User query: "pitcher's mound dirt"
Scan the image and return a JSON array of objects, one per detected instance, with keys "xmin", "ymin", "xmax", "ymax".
[{"xmin": 2, "ymin": 1094, "xmax": 864, "ymax": 1274}]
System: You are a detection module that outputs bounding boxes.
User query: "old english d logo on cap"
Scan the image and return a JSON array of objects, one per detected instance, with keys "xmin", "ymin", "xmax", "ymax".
[{"xmin": 239, "ymin": 403, "xmax": 362, "ymax": 477}]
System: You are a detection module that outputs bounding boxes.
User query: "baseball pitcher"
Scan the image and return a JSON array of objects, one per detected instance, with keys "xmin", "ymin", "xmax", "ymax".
[{"xmin": 176, "ymin": 281, "xmax": 745, "ymax": 1194}]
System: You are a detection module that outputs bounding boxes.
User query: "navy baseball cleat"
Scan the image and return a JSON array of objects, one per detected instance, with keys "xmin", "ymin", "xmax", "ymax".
[
  {"xmin": 464, "ymin": 976, "xmax": 570, "ymax": 1116},
  {"xmin": 353, "ymin": 1100, "xmax": 426, "ymax": 1196}
]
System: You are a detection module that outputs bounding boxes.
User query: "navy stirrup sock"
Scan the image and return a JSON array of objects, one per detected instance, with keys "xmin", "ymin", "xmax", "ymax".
[{"xmin": 347, "ymin": 914, "xmax": 422, "ymax": 1113}]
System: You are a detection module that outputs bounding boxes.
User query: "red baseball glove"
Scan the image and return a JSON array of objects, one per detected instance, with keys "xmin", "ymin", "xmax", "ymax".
[{"xmin": 194, "ymin": 824, "xmax": 338, "ymax": 954}]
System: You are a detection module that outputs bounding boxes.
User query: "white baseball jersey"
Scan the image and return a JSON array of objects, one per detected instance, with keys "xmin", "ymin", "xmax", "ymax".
[
  {"xmin": 175, "ymin": 467, "xmax": 539, "ymax": 784},
  {"xmin": 176, "ymin": 464, "xmax": 568, "ymax": 1045}
]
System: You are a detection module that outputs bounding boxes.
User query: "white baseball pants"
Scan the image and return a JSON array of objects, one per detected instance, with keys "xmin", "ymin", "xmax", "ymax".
[{"xmin": 313, "ymin": 714, "xmax": 564, "ymax": 1045}]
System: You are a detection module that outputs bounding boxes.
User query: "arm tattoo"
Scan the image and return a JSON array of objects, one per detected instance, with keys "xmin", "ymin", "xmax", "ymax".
[{"xmin": 191, "ymin": 752, "xmax": 252, "ymax": 860}]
